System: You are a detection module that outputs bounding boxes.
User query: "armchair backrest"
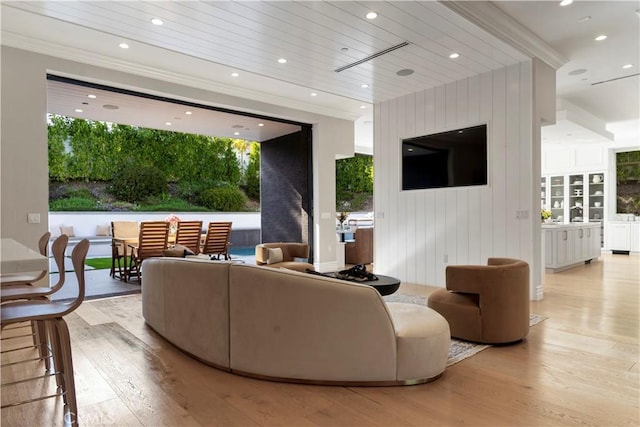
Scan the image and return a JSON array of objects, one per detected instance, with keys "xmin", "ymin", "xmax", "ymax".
[
  {"xmin": 345, "ymin": 227, "xmax": 373, "ymax": 265},
  {"xmin": 255, "ymin": 242, "xmax": 309, "ymax": 265},
  {"xmin": 446, "ymin": 257, "xmax": 529, "ymax": 343}
]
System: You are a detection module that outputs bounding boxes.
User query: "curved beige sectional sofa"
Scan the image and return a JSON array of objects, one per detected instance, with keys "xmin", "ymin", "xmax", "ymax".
[{"xmin": 142, "ymin": 257, "xmax": 450, "ymax": 386}]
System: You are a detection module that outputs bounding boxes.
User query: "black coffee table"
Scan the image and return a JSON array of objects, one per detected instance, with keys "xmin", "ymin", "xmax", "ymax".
[
  {"xmin": 360, "ymin": 275, "xmax": 401, "ymax": 296},
  {"xmin": 311, "ymin": 271, "xmax": 400, "ymax": 296}
]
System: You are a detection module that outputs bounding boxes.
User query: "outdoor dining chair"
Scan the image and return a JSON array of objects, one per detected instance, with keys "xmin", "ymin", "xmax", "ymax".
[
  {"xmin": 110, "ymin": 221, "xmax": 139, "ymax": 280},
  {"xmin": 201, "ymin": 221, "xmax": 233, "ymax": 260},
  {"xmin": 174, "ymin": 220, "xmax": 203, "ymax": 255},
  {"xmin": 127, "ymin": 221, "xmax": 169, "ymax": 282}
]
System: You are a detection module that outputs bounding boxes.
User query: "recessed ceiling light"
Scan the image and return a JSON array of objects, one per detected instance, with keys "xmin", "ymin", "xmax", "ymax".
[
  {"xmin": 278, "ymin": 58, "xmax": 287, "ymax": 64},
  {"xmin": 366, "ymin": 12, "xmax": 378, "ymax": 20},
  {"xmin": 361, "ymin": 84, "xmax": 369, "ymax": 88},
  {"xmin": 449, "ymin": 53, "xmax": 460, "ymax": 59},
  {"xmin": 231, "ymin": 72, "xmax": 239, "ymax": 77},
  {"xmin": 310, "ymin": 92, "xmax": 317, "ymax": 96},
  {"xmin": 577, "ymin": 15, "xmax": 591, "ymax": 22},
  {"xmin": 407, "ymin": 148, "xmax": 413, "ymax": 152},
  {"xmin": 622, "ymin": 64, "xmax": 633, "ymax": 69},
  {"xmin": 74, "ymin": 109, "xmax": 83, "ymax": 113},
  {"xmin": 165, "ymin": 122, "xmax": 172, "ymax": 126},
  {"xmin": 103, "ymin": 104, "xmax": 119, "ymax": 110},
  {"xmin": 360, "ymin": 105, "xmax": 367, "ymax": 109},
  {"xmin": 151, "ymin": 18, "xmax": 163, "ymax": 26},
  {"xmin": 118, "ymin": 42, "xmax": 129, "ymax": 49},
  {"xmin": 234, "ymin": 132, "xmax": 240, "ymax": 136},
  {"xmin": 396, "ymin": 68, "xmax": 414, "ymax": 76},
  {"xmin": 258, "ymin": 123, "xmax": 265, "ymax": 127},
  {"xmin": 594, "ymin": 35, "xmax": 607, "ymax": 41},
  {"xmin": 559, "ymin": 0, "xmax": 573, "ymax": 6},
  {"xmin": 87, "ymin": 94, "xmax": 96, "ymax": 99},
  {"xmin": 341, "ymin": 47, "xmax": 349, "ymax": 52},
  {"xmin": 185, "ymin": 111, "xmax": 192, "ymax": 115}
]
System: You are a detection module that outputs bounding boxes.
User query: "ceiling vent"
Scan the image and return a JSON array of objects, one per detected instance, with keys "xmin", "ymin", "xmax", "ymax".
[
  {"xmin": 335, "ymin": 42, "xmax": 410, "ymax": 73},
  {"xmin": 591, "ymin": 73, "xmax": 639, "ymax": 86}
]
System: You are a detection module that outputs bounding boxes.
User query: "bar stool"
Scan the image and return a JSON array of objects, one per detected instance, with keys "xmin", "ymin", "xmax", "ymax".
[
  {"xmin": 1, "ymin": 239, "xmax": 89, "ymax": 427},
  {"xmin": 1, "ymin": 234, "xmax": 69, "ymax": 368}
]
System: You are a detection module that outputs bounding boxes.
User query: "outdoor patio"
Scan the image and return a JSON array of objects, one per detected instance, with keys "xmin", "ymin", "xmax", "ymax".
[{"xmin": 49, "ymin": 247, "xmax": 257, "ymax": 302}]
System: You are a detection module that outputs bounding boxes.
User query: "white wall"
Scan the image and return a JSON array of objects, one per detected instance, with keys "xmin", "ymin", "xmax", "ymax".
[
  {"xmin": 374, "ymin": 61, "xmax": 543, "ymax": 295},
  {"xmin": 0, "ymin": 46, "xmax": 350, "ymax": 268}
]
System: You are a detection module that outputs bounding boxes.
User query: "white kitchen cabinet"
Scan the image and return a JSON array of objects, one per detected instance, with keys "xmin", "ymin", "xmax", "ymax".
[
  {"xmin": 543, "ymin": 223, "xmax": 601, "ymax": 272},
  {"xmin": 631, "ymin": 223, "xmax": 640, "ymax": 253},
  {"xmin": 607, "ymin": 222, "xmax": 632, "ymax": 253},
  {"xmin": 542, "ymin": 172, "xmax": 605, "ymax": 226}
]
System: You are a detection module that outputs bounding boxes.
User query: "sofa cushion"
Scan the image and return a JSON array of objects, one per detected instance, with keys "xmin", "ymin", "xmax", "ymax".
[
  {"xmin": 266, "ymin": 247, "xmax": 283, "ymax": 264},
  {"xmin": 386, "ymin": 302, "xmax": 450, "ymax": 381}
]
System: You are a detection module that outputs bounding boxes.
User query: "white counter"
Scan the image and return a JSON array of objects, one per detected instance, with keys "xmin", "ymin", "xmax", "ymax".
[
  {"xmin": 0, "ymin": 238, "xmax": 48, "ymax": 274},
  {"xmin": 542, "ymin": 223, "xmax": 601, "ymax": 272}
]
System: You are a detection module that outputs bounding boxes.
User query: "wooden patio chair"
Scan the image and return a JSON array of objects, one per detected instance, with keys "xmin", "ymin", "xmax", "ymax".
[
  {"xmin": 127, "ymin": 221, "xmax": 169, "ymax": 282},
  {"xmin": 201, "ymin": 221, "xmax": 233, "ymax": 260},
  {"xmin": 110, "ymin": 221, "xmax": 139, "ymax": 280},
  {"xmin": 174, "ymin": 220, "xmax": 203, "ymax": 255}
]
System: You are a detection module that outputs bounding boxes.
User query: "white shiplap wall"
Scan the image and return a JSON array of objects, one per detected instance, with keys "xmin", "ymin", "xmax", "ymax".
[{"xmin": 374, "ymin": 62, "xmax": 534, "ymax": 288}]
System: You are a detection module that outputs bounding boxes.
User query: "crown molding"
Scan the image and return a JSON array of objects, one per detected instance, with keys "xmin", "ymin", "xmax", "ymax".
[
  {"xmin": 1, "ymin": 31, "xmax": 362, "ymax": 122},
  {"xmin": 441, "ymin": 1, "xmax": 567, "ymax": 70}
]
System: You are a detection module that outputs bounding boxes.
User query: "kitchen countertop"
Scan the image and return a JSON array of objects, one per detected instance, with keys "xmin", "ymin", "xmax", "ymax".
[{"xmin": 542, "ymin": 222, "xmax": 601, "ymax": 228}]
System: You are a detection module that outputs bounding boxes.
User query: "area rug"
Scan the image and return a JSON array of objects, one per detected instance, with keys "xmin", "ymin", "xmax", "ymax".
[{"xmin": 383, "ymin": 293, "xmax": 547, "ymax": 366}]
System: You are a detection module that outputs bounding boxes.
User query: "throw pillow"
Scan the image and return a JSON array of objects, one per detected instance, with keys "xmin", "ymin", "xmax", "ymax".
[
  {"xmin": 96, "ymin": 224, "xmax": 111, "ymax": 236},
  {"xmin": 60, "ymin": 225, "xmax": 75, "ymax": 237},
  {"xmin": 266, "ymin": 247, "xmax": 283, "ymax": 265}
]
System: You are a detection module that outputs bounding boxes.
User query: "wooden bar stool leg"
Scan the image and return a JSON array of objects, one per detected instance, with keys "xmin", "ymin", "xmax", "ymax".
[
  {"xmin": 35, "ymin": 320, "xmax": 51, "ymax": 371},
  {"xmin": 53, "ymin": 318, "xmax": 78, "ymax": 427}
]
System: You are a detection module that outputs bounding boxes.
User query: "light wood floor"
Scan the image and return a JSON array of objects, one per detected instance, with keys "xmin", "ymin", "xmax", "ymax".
[{"xmin": 2, "ymin": 254, "xmax": 638, "ymax": 426}]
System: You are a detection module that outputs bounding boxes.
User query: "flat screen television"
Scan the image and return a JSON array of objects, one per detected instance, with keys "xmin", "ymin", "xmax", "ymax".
[{"xmin": 401, "ymin": 124, "xmax": 488, "ymax": 190}]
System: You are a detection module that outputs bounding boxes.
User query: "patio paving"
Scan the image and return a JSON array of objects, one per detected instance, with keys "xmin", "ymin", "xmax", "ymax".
[{"xmin": 50, "ymin": 250, "xmax": 257, "ymax": 302}]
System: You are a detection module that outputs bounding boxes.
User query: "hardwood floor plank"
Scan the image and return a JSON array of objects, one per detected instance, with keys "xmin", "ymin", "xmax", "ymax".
[{"xmin": 2, "ymin": 254, "xmax": 638, "ymax": 426}]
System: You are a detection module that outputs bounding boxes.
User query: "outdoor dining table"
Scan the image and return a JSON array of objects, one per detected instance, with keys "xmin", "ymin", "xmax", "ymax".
[
  {"xmin": 112, "ymin": 234, "xmax": 180, "ymax": 282},
  {"xmin": 0, "ymin": 237, "xmax": 49, "ymax": 275}
]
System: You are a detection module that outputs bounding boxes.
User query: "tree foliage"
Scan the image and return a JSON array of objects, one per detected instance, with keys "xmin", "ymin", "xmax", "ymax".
[
  {"xmin": 47, "ymin": 115, "xmax": 246, "ymax": 186},
  {"xmin": 336, "ymin": 154, "xmax": 373, "ymax": 210},
  {"xmin": 245, "ymin": 142, "xmax": 261, "ymax": 200}
]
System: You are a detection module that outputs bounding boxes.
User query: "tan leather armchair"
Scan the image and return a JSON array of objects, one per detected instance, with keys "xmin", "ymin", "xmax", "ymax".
[
  {"xmin": 427, "ymin": 257, "xmax": 530, "ymax": 344},
  {"xmin": 255, "ymin": 242, "xmax": 314, "ymax": 272},
  {"xmin": 345, "ymin": 227, "xmax": 373, "ymax": 265}
]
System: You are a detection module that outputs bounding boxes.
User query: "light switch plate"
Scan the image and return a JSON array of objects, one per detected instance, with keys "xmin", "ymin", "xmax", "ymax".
[{"xmin": 27, "ymin": 213, "xmax": 41, "ymax": 223}]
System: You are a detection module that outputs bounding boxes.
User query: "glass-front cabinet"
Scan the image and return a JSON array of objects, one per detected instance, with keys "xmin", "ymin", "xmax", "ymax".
[
  {"xmin": 549, "ymin": 175, "xmax": 565, "ymax": 221},
  {"xmin": 568, "ymin": 174, "xmax": 585, "ymax": 223},
  {"xmin": 542, "ymin": 172, "xmax": 605, "ymax": 225},
  {"xmin": 588, "ymin": 173, "xmax": 605, "ymax": 221}
]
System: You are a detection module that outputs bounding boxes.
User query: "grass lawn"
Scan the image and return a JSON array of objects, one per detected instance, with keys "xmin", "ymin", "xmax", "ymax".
[{"xmin": 84, "ymin": 257, "xmax": 127, "ymax": 270}]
